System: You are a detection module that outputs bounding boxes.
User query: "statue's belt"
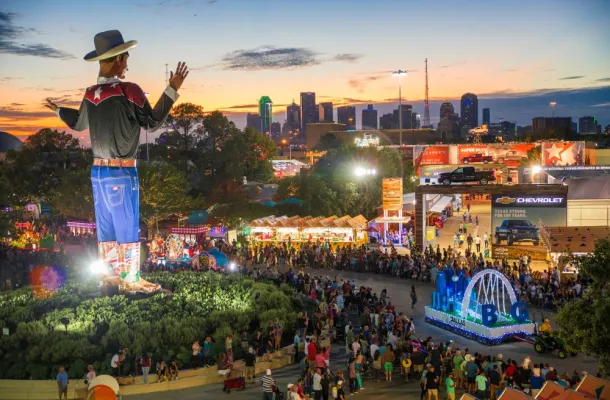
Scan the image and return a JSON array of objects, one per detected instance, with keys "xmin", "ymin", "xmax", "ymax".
[{"xmin": 93, "ymin": 158, "xmax": 137, "ymax": 167}]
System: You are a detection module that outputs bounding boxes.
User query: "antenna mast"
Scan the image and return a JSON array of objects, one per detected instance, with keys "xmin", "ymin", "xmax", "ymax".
[
  {"xmin": 423, "ymin": 58, "xmax": 431, "ymax": 128},
  {"xmin": 165, "ymin": 64, "xmax": 169, "ymax": 86}
]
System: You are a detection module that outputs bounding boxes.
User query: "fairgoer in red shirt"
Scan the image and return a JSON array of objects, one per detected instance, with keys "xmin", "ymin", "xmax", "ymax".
[
  {"xmin": 308, "ymin": 339, "xmax": 317, "ymax": 367},
  {"xmin": 316, "ymin": 351, "xmax": 326, "ymax": 370}
]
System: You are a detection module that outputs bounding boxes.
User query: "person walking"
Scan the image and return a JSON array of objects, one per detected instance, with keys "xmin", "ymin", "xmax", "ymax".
[
  {"xmin": 56, "ymin": 366, "xmax": 69, "ymax": 400},
  {"xmin": 475, "ymin": 235, "xmax": 482, "ymax": 253},
  {"xmin": 321, "ymin": 373, "xmax": 330, "ymax": 400},
  {"xmin": 262, "ymin": 369, "xmax": 275, "ymax": 400},
  {"xmin": 314, "ymin": 368, "xmax": 323, "ymax": 400},
  {"xmin": 446, "ymin": 371, "xmax": 456, "ymax": 400},
  {"xmin": 483, "ymin": 233, "xmax": 489, "ymax": 249},
  {"xmin": 475, "ymin": 370, "xmax": 489, "ymax": 400},
  {"xmin": 382, "ymin": 344, "xmax": 395, "ymax": 382},
  {"xmin": 192, "ymin": 339, "xmax": 201, "ymax": 369},
  {"xmin": 141, "ymin": 354, "xmax": 151, "ymax": 385},
  {"xmin": 244, "ymin": 347, "xmax": 256, "ymax": 383},
  {"xmin": 467, "ymin": 234, "xmax": 473, "ymax": 251},
  {"xmin": 425, "ymin": 365, "xmax": 439, "ymax": 400},
  {"xmin": 411, "ymin": 285, "xmax": 417, "ymax": 309}
]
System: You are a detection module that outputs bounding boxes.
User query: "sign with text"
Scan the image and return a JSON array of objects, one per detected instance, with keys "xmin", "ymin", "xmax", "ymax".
[
  {"xmin": 491, "ymin": 194, "xmax": 566, "ymax": 259},
  {"xmin": 382, "ymin": 178, "xmax": 403, "ymax": 212},
  {"xmin": 413, "ymin": 145, "xmax": 450, "ymax": 174}
]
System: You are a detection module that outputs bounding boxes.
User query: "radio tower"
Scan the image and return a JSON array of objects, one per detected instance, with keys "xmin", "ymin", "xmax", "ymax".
[{"xmin": 423, "ymin": 58, "xmax": 431, "ymax": 128}]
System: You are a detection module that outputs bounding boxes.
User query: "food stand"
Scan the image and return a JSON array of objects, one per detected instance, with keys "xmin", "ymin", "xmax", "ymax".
[
  {"xmin": 67, "ymin": 221, "xmax": 96, "ymax": 236},
  {"xmin": 248, "ymin": 214, "xmax": 368, "ymax": 246}
]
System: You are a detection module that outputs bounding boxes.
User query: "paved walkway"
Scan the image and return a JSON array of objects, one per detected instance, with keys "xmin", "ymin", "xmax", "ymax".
[
  {"xmin": 433, "ymin": 202, "xmax": 492, "ymax": 252},
  {"xmin": 128, "ymin": 268, "xmax": 598, "ymax": 400}
]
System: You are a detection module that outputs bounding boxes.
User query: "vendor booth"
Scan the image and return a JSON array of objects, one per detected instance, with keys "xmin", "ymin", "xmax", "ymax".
[
  {"xmin": 67, "ymin": 221, "xmax": 96, "ymax": 236},
  {"xmin": 248, "ymin": 214, "xmax": 368, "ymax": 246}
]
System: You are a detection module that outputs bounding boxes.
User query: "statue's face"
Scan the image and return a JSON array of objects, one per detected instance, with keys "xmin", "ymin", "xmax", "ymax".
[{"xmin": 117, "ymin": 53, "xmax": 130, "ymax": 79}]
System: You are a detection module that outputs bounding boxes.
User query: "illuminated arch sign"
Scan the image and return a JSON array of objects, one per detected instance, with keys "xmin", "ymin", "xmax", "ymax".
[{"xmin": 424, "ymin": 269, "xmax": 535, "ymax": 345}]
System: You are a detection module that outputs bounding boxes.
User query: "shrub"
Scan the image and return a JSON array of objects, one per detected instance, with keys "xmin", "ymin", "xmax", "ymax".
[{"xmin": 0, "ymin": 272, "xmax": 298, "ymax": 379}]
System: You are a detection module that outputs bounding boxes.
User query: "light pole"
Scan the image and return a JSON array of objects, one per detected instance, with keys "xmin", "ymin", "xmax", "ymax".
[
  {"xmin": 550, "ymin": 101, "xmax": 557, "ymax": 118},
  {"xmin": 281, "ymin": 139, "xmax": 291, "ymax": 160},
  {"xmin": 392, "ymin": 70, "xmax": 408, "ymax": 145}
]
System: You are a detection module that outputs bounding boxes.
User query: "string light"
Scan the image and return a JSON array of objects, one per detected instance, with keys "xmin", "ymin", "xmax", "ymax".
[{"xmin": 425, "ymin": 315, "xmax": 534, "ymax": 345}]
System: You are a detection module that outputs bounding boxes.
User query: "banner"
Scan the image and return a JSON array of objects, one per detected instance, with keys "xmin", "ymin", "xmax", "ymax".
[
  {"xmin": 487, "ymin": 143, "xmax": 536, "ymax": 168},
  {"xmin": 382, "ymin": 178, "xmax": 403, "ymax": 212},
  {"xmin": 541, "ymin": 141, "xmax": 585, "ymax": 166},
  {"xmin": 457, "ymin": 145, "xmax": 488, "ymax": 163},
  {"xmin": 456, "ymin": 144, "xmax": 536, "ymax": 168},
  {"xmin": 413, "ymin": 145, "xmax": 450, "ymax": 174},
  {"xmin": 491, "ymin": 194, "xmax": 567, "ymax": 259}
]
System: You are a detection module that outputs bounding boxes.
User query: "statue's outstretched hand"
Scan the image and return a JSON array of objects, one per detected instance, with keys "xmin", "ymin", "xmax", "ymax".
[
  {"xmin": 45, "ymin": 98, "xmax": 58, "ymax": 112},
  {"xmin": 169, "ymin": 61, "xmax": 189, "ymax": 91}
]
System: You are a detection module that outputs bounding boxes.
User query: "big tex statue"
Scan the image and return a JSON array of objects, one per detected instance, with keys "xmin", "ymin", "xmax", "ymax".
[{"xmin": 47, "ymin": 30, "xmax": 189, "ymax": 292}]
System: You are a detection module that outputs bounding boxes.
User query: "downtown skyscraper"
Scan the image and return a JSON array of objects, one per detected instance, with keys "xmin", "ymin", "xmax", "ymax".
[
  {"xmin": 362, "ymin": 104, "xmax": 378, "ymax": 130},
  {"xmin": 460, "ymin": 93, "xmax": 479, "ymax": 130},
  {"xmin": 286, "ymin": 102, "xmax": 300, "ymax": 134},
  {"xmin": 300, "ymin": 92, "xmax": 317, "ymax": 142},
  {"xmin": 337, "ymin": 106, "xmax": 356, "ymax": 130},
  {"xmin": 259, "ymin": 96, "xmax": 272, "ymax": 134},
  {"xmin": 320, "ymin": 102, "xmax": 334, "ymax": 122}
]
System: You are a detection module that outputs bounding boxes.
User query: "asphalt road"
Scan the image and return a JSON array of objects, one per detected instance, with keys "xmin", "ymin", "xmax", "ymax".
[{"xmin": 128, "ymin": 268, "xmax": 599, "ymax": 400}]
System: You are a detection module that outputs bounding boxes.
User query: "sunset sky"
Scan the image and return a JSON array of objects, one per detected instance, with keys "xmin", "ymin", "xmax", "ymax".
[{"xmin": 1, "ymin": 0, "xmax": 609, "ymax": 144}]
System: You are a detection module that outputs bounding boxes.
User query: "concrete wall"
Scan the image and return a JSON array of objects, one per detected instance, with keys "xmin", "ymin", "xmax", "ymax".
[
  {"xmin": 586, "ymin": 148, "xmax": 610, "ymax": 165},
  {"xmin": 567, "ymin": 199, "xmax": 610, "ymax": 227}
]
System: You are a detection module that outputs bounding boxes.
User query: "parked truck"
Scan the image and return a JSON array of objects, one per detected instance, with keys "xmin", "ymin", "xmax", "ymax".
[
  {"xmin": 438, "ymin": 166, "xmax": 496, "ymax": 185},
  {"xmin": 461, "ymin": 153, "xmax": 494, "ymax": 164}
]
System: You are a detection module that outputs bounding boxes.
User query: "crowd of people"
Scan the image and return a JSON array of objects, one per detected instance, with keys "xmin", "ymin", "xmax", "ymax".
[
  {"xmin": 250, "ymin": 269, "xmax": 598, "ymax": 400},
  {"xmin": 238, "ymin": 239, "xmax": 587, "ymax": 311}
]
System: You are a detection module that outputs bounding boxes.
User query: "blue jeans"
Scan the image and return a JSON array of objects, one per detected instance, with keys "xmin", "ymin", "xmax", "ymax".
[{"xmin": 91, "ymin": 165, "xmax": 139, "ymax": 244}]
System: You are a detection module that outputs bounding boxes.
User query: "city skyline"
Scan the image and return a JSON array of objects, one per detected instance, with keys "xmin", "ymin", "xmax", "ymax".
[{"xmin": 1, "ymin": 0, "xmax": 610, "ymax": 144}]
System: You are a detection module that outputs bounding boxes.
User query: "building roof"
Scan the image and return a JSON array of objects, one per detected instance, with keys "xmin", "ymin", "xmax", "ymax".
[
  {"xmin": 249, "ymin": 214, "xmax": 367, "ymax": 230},
  {"xmin": 541, "ymin": 225, "xmax": 610, "ymax": 253},
  {"xmin": 0, "ymin": 131, "xmax": 23, "ymax": 152},
  {"xmin": 565, "ymin": 178, "xmax": 610, "ymax": 200}
]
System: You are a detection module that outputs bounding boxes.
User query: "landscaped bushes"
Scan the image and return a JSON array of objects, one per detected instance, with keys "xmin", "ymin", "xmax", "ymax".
[{"xmin": 0, "ymin": 272, "xmax": 300, "ymax": 380}]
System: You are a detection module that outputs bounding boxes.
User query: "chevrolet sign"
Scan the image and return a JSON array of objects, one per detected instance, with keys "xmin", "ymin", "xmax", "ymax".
[
  {"xmin": 516, "ymin": 197, "xmax": 564, "ymax": 204},
  {"xmin": 495, "ymin": 196, "xmax": 516, "ymax": 205},
  {"xmin": 494, "ymin": 195, "xmax": 565, "ymax": 206}
]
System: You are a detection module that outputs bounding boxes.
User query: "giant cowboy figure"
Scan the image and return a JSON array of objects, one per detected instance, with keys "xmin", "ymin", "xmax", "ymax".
[{"xmin": 46, "ymin": 30, "xmax": 189, "ymax": 292}]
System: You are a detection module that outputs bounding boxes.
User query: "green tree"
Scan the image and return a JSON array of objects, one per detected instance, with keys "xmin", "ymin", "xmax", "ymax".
[
  {"xmin": 221, "ymin": 127, "xmax": 278, "ymax": 182},
  {"xmin": 165, "ymin": 103, "xmax": 205, "ymax": 153},
  {"xmin": 555, "ymin": 239, "xmax": 610, "ymax": 376},
  {"xmin": 519, "ymin": 146, "xmax": 542, "ymax": 167},
  {"xmin": 48, "ymin": 168, "xmax": 94, "ymax": 220},
  {"xmin": 275, "ymin": 147, "xmax": 404, "ymax": 219},
  {"xmin": 403, "ymin": 161, "xmax": 417, "ymax": 193},
  {"xmin": 314, "ymin": 133, "xmax": 343, "ymax": 151},
  {"xmin": 138, "ymin": 162, "xmax": 198, "ymax": 236},
  {"xmin": 1, "ymin": 129, "xmax": 88, "ymax": 203},
  {"xmin": 200, "ymin": 111, "xmax": 240, "ymax": 179}
]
